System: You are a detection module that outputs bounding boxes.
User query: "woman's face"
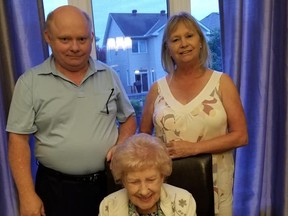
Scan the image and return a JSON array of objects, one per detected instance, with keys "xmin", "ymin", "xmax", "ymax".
[
  {"xmin": 167, "ymin": 21, "xmax": 202, "ymax": 66},
  {"xmin": 123, "ymin": 167, "xmax": 164, "ymax": 214}
]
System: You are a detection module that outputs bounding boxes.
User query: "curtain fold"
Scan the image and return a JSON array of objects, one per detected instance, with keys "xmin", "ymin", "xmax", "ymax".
[
  {"xmin": 219, "ymin": 0, "xmax": 288, "ymax": 215},
  {"xmin": 0, "ymin": 0, "xmax": 47, "ymax": 215},
  {"xmin": 0, "ymin": 89, "xmax": 18, "ymax": 216},
  {"xmin": 0, "ymin": 0, "xmax": 16, "ymax": 119}
]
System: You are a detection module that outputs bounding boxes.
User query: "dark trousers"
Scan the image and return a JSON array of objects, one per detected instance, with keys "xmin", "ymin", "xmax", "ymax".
[{"xmin": 35, "ymin": 164, "xmax": 107, "ymax": 216}]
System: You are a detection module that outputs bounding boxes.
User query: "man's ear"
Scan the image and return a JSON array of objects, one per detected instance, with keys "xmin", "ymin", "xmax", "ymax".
[
  {"xmin": 91, "ymin": 31, "xmax": 95, "ymax": 41},
  {"xmin": 43, "ymin": 30, "xmax": 51, "ymax": 44}
]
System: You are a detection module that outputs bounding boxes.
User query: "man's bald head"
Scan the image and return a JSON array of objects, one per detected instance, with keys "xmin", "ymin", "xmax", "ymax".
[
  {"xmin": 43, "ymin": 5, "xmax": 94, "ymax": 74},
  {"xmin": 45, "ymin": 5, "xmax": 92, "ymax": 34}
]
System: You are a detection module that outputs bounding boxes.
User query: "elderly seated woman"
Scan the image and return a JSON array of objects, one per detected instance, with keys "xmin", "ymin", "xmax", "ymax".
[{"xmin": 99, "ymin": 133, "xmax": 196, "ymax": 216}]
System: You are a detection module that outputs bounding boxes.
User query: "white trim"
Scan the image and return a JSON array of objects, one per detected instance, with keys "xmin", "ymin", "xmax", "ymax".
[{"xmin": 168, "ymin": 0, "xmax": 191, "ymax": 15}]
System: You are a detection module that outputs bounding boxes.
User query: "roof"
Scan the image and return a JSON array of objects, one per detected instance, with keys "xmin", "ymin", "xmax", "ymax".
[
  {"xmin": 103, "ymin": 10, "xmax": 167, "ymax": 46},
  {"xmin": 200, "ymin": 12, "xmax": 220, "ymax": 30},
  {"xmin": 102, "ymin": 11, "xmax": 216, "ymax": 47},
  {"xmin": 111, "ymin": 12, "xmax": 167, "ymax": 37}
]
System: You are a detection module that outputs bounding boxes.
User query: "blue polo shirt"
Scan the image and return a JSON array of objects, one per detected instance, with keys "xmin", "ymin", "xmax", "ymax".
[{"xmin": 6, "ymin": 56, "xmax": 135, "ymax": 174}]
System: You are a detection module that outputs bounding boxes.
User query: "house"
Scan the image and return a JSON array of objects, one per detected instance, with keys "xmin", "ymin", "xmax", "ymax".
[
  {"xmin": 102, "ymin": 10, "xmax": 214, "ymax": 94},
  {"xmin": 200, "ymin": 12, "xmax": 220, "ymax": 31}
]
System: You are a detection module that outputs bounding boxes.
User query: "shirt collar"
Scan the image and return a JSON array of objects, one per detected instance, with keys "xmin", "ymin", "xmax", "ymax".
[{"xmin": 38, "ymin": 55, "xmax": 106, "ymax": 76}]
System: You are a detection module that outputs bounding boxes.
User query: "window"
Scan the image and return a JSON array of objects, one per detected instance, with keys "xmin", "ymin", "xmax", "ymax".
[
  {"xmin": 132, "ymin": 40, "xmax": 147, "ymax": 53},
  {"xmin": 190, "ymin": 0, "xmax": 222, "ymax": 71},
  {"xmin": 43, "ymin": 0, "xmax": 67, "ymax": 16},
  {"xmin": 42, "ymin": 0, "xmax": 68, "ymax": 55},
  {"xmin": 92, "ymin": 0, "xmax": 167, "ymax": 96},
  {"xmin": 134, "ymin": 70, "xmax": 148, "ymax": 93}
]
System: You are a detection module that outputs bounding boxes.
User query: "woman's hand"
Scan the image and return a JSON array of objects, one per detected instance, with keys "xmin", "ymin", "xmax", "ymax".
[{"xmin": 166, "ymin": 140, "xmax": 198, "ymax": 159}]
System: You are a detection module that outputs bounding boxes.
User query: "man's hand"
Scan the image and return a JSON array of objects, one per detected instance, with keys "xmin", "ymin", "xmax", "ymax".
[
  {"xmin": 106, "ymin": 144, "xmax": 117, "ymax": 162},
  {"xmin": 19, "ymin": 192, "xmax": 45, "ymax": 216}
]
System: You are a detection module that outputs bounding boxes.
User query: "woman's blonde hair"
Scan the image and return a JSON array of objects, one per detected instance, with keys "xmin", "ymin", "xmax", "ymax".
[{"xmin": 161, "ymin": 12, "xmax": 210, "ymax": 74}]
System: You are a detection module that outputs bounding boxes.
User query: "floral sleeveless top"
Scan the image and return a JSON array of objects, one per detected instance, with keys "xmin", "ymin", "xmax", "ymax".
[{"xmin": 153, "ymin": 71, "xmax": 234, "ymax": 214}]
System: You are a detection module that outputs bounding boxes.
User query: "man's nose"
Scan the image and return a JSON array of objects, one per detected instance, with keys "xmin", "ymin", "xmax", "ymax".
[{"xmin": 70, "ymin": 40, "xmax": 80, "ymax": 51}]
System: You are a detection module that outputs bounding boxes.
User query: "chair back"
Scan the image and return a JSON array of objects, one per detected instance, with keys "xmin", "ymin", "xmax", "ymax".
[{"xmin": 167, "ymin": 154, "xmax": 214, "ymax": 216}]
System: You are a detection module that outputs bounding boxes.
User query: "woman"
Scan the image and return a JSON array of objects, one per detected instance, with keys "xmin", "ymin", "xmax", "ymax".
[
  {"xmin": 99, "ymin": 133, "xmax": 196, "ymax": 216},
  {"xmin": 140, "ymin": 12, "xmax": 248, "ymax": 215}
]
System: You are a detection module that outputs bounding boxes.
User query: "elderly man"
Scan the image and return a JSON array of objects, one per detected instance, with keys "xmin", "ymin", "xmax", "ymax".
[{"xmin": 6, "ymin": 5, "xmax": 136, "ymax": 216}]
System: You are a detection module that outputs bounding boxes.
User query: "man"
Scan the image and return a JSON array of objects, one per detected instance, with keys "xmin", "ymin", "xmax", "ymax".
[{"xmin": 6, "ymin": 5, "xmax": 136, "ymax": 216}]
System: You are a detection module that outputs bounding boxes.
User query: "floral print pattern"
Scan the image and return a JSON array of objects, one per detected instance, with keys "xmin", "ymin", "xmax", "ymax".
[
  {"xmin": 128, "ymin": 201, "xmax": 165, "ymax": 216},
  {"xmin": 153, "ymin": 72, "xmax": 235, "ymax": 215},
  {"xmin": 101, "ymin": 185, "xmax": 195, "ymax": 216}
]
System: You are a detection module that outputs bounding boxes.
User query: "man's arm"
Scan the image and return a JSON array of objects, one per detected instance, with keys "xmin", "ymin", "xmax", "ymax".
[
  {"xmin": 116, "ymin": 114, "xmax": 137, "ymax": 145},
  {"xmin": 8, "ymin": 133, "xmax": 45, "ymax": 216},
  {"xmin": 106, "ymin": 115, "xmax": 137, "ymax": 161}
]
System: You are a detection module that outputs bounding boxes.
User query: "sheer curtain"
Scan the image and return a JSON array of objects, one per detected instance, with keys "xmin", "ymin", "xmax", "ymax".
[
  {"xmin": 219, "ymin": 0, "xmax": 288, "ymax": 215},
  {"xmin": 0, "ymin": 0, "xmax": 47, "ymax": 215}
]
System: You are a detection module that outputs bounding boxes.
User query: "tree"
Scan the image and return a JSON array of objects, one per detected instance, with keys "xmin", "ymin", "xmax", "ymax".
[
  {"xmin": 95, "ymin": 36, "xmax": 107, "ymax": 63},
  {"xmin": 208, "ymin": 29, "xmax": 223, "ymax": 71},
  {"xmin": 96, "ymin": 46, "xmax": 107, "ymax": 63}
]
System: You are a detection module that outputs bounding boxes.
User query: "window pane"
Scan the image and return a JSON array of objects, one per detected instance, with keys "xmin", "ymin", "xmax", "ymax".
[
  {"xmin": 142, "ymin": 73, "xmax": 149, "ymax": 92},
  {"xmin": 92, "ymin": 0, "xmax": 167, "ymax": 127},
  {"xmin": 190, "ymin": 0, "xmax": 222, "ymax": 71},
  {"xmin": 42, "ymin": 0, "xmax": 68, "ymax": 55},
  {"xmin": 43, "ymin": 0, "xmax": 68, "ymax": 18},
  {"xmin": 132, "ymin": 40, "xmax": 139, "ymax": 53},
  {"xmin": 139, "ymin": 40, "xmax": 147, "ymax": 53},
  {"xmin": 92, "ymin": 0, "xmax": 167, "ymax": 93}
]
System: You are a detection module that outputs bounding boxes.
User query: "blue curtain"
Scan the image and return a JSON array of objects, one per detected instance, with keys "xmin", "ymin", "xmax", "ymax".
[
  {"xmin": 0, "ymin": 89, "xmax": 18, "ymax": 216},
  {"xmin": 0, "ymin": 0, "xmax": 47, "ymax": 215},
  {"xmin": 219, "ymin": 1, "xmax": 288, "ymax": 215}
]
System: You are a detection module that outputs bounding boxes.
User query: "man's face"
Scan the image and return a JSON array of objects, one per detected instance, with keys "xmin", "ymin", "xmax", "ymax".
[{"xmin": 45, "ymin": 10, "xmax": 93, "ymax": 73}]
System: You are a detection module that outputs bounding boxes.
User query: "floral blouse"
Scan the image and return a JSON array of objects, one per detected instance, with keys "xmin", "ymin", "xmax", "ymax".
[
  {"xmin": 153, "ymin": 72, "xmax": 234, "ymax": 215},
  {"xmin": 128, "ymin": 201, "xmax": 165, "ymax": 216}
]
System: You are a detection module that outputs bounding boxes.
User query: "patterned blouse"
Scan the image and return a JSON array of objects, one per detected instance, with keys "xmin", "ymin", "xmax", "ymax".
[
  {"xmin": 153, "ymin": 72, "xmax": 234, "ymax": 214},
  {"xmin": 128, "ymin": 201, "xmax": 165, "ymax": 216}
]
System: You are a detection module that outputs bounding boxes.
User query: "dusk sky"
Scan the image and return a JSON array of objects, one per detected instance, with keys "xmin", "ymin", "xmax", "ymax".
[{"xmin": 43, "ymin": 0, "xmax": 219, "ymax": 46}]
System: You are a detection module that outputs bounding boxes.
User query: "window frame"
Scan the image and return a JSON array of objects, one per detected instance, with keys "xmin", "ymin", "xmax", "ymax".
[{"xmin": 132, "ymin": 39, "xmax": 148, "ymax": 54}]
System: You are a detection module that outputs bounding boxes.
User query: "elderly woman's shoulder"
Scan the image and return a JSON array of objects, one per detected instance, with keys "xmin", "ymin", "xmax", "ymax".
[
  {"xmin": 103, "ymin": 188, "xmax": 127, "ymax": 201},
  {"xmin": 99, "ymin": 189, "xmax": 129, "ymax": 215},
  {"xmin": 162, "ymin": 183, "xmax": 196, "ymax": 215},
  {"xmin": 163, "ymin": 183, "xmax": 193, "ymax": 197}
]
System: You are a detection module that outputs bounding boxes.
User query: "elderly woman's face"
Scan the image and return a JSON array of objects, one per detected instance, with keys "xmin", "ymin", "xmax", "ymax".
[{"xmin": 123, "ymin": 167, "xmax": 164, "ymax": 214}]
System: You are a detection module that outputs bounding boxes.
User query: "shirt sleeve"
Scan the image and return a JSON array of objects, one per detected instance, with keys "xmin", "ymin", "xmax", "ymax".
[{"xmin": 6, "ymin": 72, "xmax": 37, "ymax": 134}]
